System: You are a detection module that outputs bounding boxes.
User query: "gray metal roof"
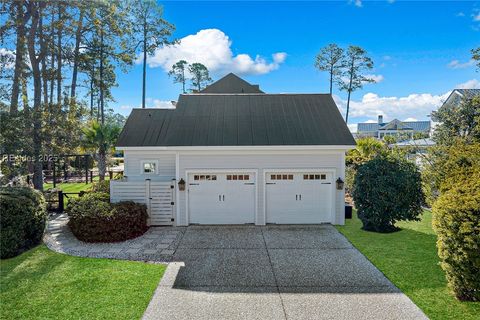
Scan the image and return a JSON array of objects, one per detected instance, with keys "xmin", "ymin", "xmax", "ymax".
[
  {"xmin": 358, "ymin": 119, "xmax": 430, "ymax": 133},
  {"xmin": 392, "ymin": 138, "xmax": 435, "ymax": 147},
  {"xmin": 455, "ymin": 88, "xmax": 480, "ymax": 99},
  {"xmin": 117, "ymin": 94, "xmax": 355, "ymax": 147},
  {"xmin": 200, "ymin": 73, "xmax": 264, "ymax": 94}
]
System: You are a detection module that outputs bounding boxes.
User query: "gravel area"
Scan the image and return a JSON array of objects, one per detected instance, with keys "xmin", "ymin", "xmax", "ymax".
[{"xmin": 43, "ymin": 213, "xmax": 186, "ymax": 262}]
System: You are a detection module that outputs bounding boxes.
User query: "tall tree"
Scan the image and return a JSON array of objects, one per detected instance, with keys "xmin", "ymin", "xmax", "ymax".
[
  {"xmin": 70, "ymin": 2, "xmax": 86, "ymax": 100},
  {"xmin": 56, "ymin": 2, "xmax": 64, "ymax": 104},
  {"xmin": 168, "ymin": 60, "xmax": 188, "ymax": 93},
  {"xmin": 314, "ymin": 44, "xmax": 344, "ymax": 94},
  {"xmin": 189, "ymin": 62, "xmax": 211, "ymax": 92},
  {"xmin": 432, "ymin": 96, "xmax": 480, "ymax": 145},
  {"xmin": 131, "ymin": 0, "xmax": 175, "ymax": 108},
  {"xmin": 26, "ymin": 0, "xmax": 47, "ymax": 190},
  {"xmin": 9, "ymin": 1, "xmax": 31, "ymax": 114},
  {"xmin": 472, "ymin": 47, "xmax": 480, "ymax": 72},
  {"xmin": 338, "ymin": 46, "xmax": 374, "ymax": 124}
]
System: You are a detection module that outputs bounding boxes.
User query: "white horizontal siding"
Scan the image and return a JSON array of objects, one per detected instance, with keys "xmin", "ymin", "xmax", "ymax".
[
  {"xmin": 123, "ymin": 150, "xmax": 175, "ymax": 181},
  {"xmin": 110, "ymin": 180, "xmax": 174, "ymax": 226},
  {"xmin": 177, "ymin": 151, "xmax": 345, "ymax": 226}
]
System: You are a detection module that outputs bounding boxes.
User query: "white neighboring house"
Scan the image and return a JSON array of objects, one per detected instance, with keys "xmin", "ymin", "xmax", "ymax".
[
  {"xmin": 357, "ymin": 115, "xmax": 431, "ymax": 139},
  {"xmin": 111, "ymin": 73, "xmax": 356, "ymax": 226}
]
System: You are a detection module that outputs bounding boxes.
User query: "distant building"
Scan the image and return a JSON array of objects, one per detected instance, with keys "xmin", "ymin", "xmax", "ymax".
[
  {"xmin": 391, "ymin": 138, "xmax": 436, "ymax": 166},
  {"xmin": 357, "ymin": 115, "xmax": 431, "ymax": 139},
  {"xmin": 440, "ymin": 88, "xmax": 480, "ymax": 109}
]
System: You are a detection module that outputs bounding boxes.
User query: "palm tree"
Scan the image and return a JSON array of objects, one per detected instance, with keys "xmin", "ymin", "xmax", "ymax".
[{"xmin": 82, "ymin": 121, "xmax": 121, "ymax": 181}]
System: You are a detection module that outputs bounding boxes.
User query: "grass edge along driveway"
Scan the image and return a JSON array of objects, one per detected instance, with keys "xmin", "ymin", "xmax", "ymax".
[
  {"xmin": 336, "ymin": 210, "xmax": 480, "ymax": 320},
  {"xmin": 1, "ymin": 245, "xmax": 165, "ymax": 320}
]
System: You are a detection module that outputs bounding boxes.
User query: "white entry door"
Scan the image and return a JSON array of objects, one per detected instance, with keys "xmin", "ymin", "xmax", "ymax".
[
  {"xmin": 188, "ymin": 172, "xmax": 255, "ymax": 224},
  {"xmin": 266, "ymin": 172, "xmax": 333, "ymax": 224}
]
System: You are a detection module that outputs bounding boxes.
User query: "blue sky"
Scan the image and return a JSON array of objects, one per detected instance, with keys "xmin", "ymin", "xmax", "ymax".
[{"xmin": 113, "ymin": 1, "xmax": 480, "ymax": 131}]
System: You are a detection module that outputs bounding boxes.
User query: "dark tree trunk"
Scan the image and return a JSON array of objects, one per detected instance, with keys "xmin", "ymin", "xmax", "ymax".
[
  {"xmin": 27, "ymin": 1, "xmax": 45, "ymax": 191},
  {"xmin": 70, "ymin": 8, "xmax": 84, "ymax": 99},
  {"xmin": 56, "ymin": 3, "xmax": 62, "ymax": 105},
  {"xmin": 182, "ymin": 68, "xmax": 185, "ymax": 94},
  {"xmin": 142, "ymin": 17, "xmax": 147, "ymax": 108},
  {"xmin": 90, "ymin": 66, "xmax": 94, "ymax": 118},
  {"xmin": 329, "ymin": 65, "xmax": 333, "ymax": 95},
  {"xmin": 345, "ymin": 58, "xmax": 355, "ymax": 124},
  {"xmin": 49, "ymin": 9, "xmax": 54, "ymax": 104},
  {"xmin": 10, "ymin": 1, "xmax": 29, "ymax": 114},
  {"xmin": 39, "ymin": 8, "xmax": 48, "ymax": 105},
  {"xmin": 99, "ymin": 27, "xmax": 104, "ymax": 125}
]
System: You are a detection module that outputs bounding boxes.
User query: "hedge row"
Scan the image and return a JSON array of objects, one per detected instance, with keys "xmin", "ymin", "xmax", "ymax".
[
  {"xmin": 0, "ymin": 187, "xmax": 47, "ymax": 259},
  {"xmin": 66, "ymin": 192, "xmax": 148, "ymax": 242},
  {"xmin": 432, "ymin": 171, "xmax": 480, "ymax": 301}
]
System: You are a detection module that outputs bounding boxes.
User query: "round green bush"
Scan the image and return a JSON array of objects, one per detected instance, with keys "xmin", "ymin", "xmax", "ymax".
[
  {"xmin": 432, "ymin": 172, "xmax": 480, "ymax": 301},
  {"xmin": 0, "ymin": 187, "xmax": 47, "ymax": 259},
  {"xmin": 353, "ymin": 156, "xmax": 424, "ymax": 232},
  {"xmin": 66, "ymin": 192, "xmax": 148, "ymax": 242},
  {"xmin": 89, "ymin": 180, "xmax": 110, "ymax": 194}
]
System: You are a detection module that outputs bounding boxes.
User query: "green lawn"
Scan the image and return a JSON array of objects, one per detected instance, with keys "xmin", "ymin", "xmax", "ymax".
[
  {"xmin": 43, "ymin": 182, "xmax": 93, "ymax": 193},
  {"xmin": 0, "ymin": 245, "xmax": 165, "ymax": 320},
  {"xmin": 336, "ymin": 210, "xmax": 480, "ymax": 320}
]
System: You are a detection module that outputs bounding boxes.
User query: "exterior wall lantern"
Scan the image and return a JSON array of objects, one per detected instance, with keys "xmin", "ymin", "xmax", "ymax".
[
  {"xmin": 336, "ymin": 177, "xmax": 344, "ymax": 190},
  {"xmin": 178, "ymin": 178, "xmax": 186, "ymax": 191}
]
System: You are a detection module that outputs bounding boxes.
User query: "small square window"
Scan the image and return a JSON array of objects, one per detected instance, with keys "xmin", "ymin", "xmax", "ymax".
[
  {"xmin": 244, "ymin": 175, "xmax": 249, "ymax": 180},
  {"xmin": 239, "ymin": 175, "xmax": 244, "ymax": 180},
  {"xmin": 194, "ymin": 175, "xmax": 199, "ymax": 180},
  {"xmin": 227, "ymin": 175, "xmax": 232, "ymax": 180},
  {"xmin": 309, "ymin": 174, "xmax": 314, "ymax": 180},
  {"xmin": 233, "ymin": 175, "xmax": 238, "ymax": 180},
  {"xmin": 212, "ymin": 175, "xmax": 217, "ymax": 180},
  {"xmin": 315, "ymin": 174, "xmax": 320, "ymax": 180},
  {"xmin": 303, "ymin": 174, "xmax": 308, "ymax": 180},
  {"xmin": 277, "ymin": 174, "xmax": 282, "ymax": 180},
  {"xmin": 143, "ymin": 162, "xmax": 156, "ymax": 174},
  {"xmin": 282, "ymin": 174, "xmax": 287, "ymax": 180},
  {"xmin": 288, "ymin": 174, "xmax": 293, "ymax": 180},
  {"xmin": 271, "ymin": 175, "xmax": 276, "ymax": 180},
  {"xmin": 200, "ymin": 175, "xmax": 205, "ymax": 180},
  {"xmin": 321, "ymin": 174, "xmax": 326, "ymax": 180}
]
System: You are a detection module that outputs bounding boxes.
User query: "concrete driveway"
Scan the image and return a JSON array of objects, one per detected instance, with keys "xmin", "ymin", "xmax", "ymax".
[{"xmin": 143, "ymin": 225, "xmax": 427, "ymax": 320}]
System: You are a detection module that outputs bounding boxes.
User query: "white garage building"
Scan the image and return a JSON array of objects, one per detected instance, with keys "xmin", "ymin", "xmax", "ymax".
[{"xmin": 112, "ymin": 74, "xmax": 356, "ymax": 226}]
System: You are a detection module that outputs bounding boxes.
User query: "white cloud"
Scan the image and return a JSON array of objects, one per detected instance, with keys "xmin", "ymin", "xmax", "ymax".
[
  {"xmin": 151, "ymin": 99, "xmax": 176, "ymax": 109},
  {"xmin": 348, "ymin": 123, "xmax": 358, "ymax": 133},
  {"xmin": 456, "ymin": 12, "xmax": 465, "ymax": 17},
  {"xmin": 333, "ymin": 91, "xmax": 450, "ymax": 122},
  {"xmin": 351, "ymin": 0, "xmax": 362, "ymax": 7},
  {"xmin": 404, "ymin": 117, "xmax": 418, "ymax": 122},
  {"xmin": 145, "ymin": 29, "xmax": 286, "ymax": 76},
  {"xmin": 364, "ymin": 74, "xmax": 384, "ymax": 83},
  {"xmin": 447, "ymin": 59, "xmax": 475, "ymax": 69},
  {"xmin": 456, "ymin": 79, "xmax": 480, "ymax": 89},
  {"xmin": 120, "ymin": 105, "xmax": 132, "ymax": 110},
  {"xmin": 473, "ymin": 12, "xmax": 480, "ymax": 21},
  {"xmin": 383, "ymin": 55, "xmax": 392, "ymax": 60},
  {"xmin": 0, "ymin": 48, "xmax": 15, "ymax": 69}
]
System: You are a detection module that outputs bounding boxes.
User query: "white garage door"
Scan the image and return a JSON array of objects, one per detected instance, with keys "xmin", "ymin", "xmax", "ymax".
[
  {"xmin": 188, "ymin": 172, "xmax": 255, "ymax": 224},
  {"xmin": 266, "ymin": 172, "xmax": 333, "ymax": 224}
]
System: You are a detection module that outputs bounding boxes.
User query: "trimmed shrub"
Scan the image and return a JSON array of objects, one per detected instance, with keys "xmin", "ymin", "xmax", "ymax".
[
  {"xmin": 0, "ymin": 187, "xmax": 47, "ymax": 259},
  {"xmin": 432, "ymin": 172, "xmax": 480, "ymax": 301},
  {"xmin": 66, "ymin": 192, "xmax": 148, "ymax": 242},
  {"xmin": 89, "ymin": 180, "xmax": 110, "ymax": 194},
  {"xmin": 353, "ymin": 156, "xmax": 424, "ymax": 232}
]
